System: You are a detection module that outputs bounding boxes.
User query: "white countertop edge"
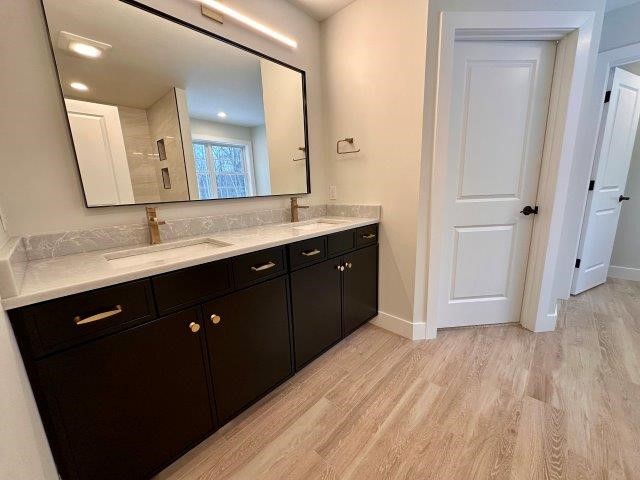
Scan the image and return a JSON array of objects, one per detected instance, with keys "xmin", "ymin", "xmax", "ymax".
[{"xmin": 2, "ymin": 217, "xmax": 379, "ymax": 310}]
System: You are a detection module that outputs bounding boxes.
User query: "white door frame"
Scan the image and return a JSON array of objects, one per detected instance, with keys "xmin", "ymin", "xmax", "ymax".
[
  {"xmin": 566, "ymin": 43, "xmax": 640, "ymax": 295},
  {"xmin": 419, "ymin": 11, "xmax": 595, "ymax": 339}
]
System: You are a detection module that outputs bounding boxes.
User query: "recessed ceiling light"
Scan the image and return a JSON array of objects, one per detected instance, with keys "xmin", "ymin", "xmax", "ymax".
[
  {"xmin": 70, "ymin": 82, "xmax": 89, "ymax": 92},
  {"xmin": 69, "ymin": 41, "xmax": 102, "ymax": 58},
  {"xmin": 199, "ymin": 1, "xmax": 298, "ymax": 49},
  {"xmin": 217, "ymin": 111, "xmax": 227, "ymax": 119},
  {"xmin": 58, "ymin": 31, "xmax": 112, "ymax": 59}
]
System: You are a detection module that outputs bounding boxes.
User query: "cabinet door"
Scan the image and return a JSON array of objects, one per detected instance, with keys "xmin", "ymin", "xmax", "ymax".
[
  {"xmin": 291, "ymin": 258, "xmax": 342, "ymax": 369},
  {"xmin": 204, "ymin": 277, "xmax": 292, "ymax": 424},
  {"xmin": 36, "ymin": 308, "xmax": 213, "ymax": 480},
  {"xmin": 343, "ymin": 245, "xmax": 379, "ymax": 335}
]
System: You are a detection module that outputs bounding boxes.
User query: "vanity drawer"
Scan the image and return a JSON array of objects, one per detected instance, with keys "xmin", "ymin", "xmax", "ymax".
[
  {"xmin": 152, "ymin": 259, "xmax": 233, "ymax": 314},
  {"xmin": 356, "ymin": 224, "xmax": 379, "ymax": 247},
  {"xmin": 289, "ymin": 237, "xmax": 327, "ymax": 269},
  {"xmin": 327, "ymin": 230, "xmax": 356, "ymax": 256},
  {"xmin": 16, "ymin": 279, "xmax": 155, "ymax": 358},
  {"xmin": 232, "ymin": 247, "xmax": 287, "ymax": 288}
]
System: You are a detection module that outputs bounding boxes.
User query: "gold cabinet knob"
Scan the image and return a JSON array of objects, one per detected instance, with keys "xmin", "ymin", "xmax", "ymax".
[
  {"xmin": 189, "ymin": 322, "xmax": 201, "ymax": 333},
  {"xmin": 345, "ymin": 262, "xmax": 353, "ymax": 269},
  {"xmin": 211, "ymin": 314, "xmax": 221, "ymax": 325}
]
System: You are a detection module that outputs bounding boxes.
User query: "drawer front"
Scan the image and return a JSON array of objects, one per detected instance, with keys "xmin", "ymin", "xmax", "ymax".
[
  {"xmin": 327, "ymin": 230, "xmax": 356, "ymax": 257},
  {"xmin": 19, "ymin": 280, "xmax": 155, "ymax": 357},
  {"xmin": 288, "ymin": 237, "xmax": 327, "ymax": 269},
  {"xmin": 232, "ymin": 247, "xmax": 287, "ymax": 288},
  {"xmin": 152, "ymin": 259, "xmax": 232, "ymax": 314},
  {"xmin": 356, "ymin": 224, "xmax": 379, "ymax": 247}
]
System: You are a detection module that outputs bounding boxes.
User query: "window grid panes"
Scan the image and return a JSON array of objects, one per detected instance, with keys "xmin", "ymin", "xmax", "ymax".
[{"xmin": 192, "ymin": 141, "xmax": 249, "ymax": 199}]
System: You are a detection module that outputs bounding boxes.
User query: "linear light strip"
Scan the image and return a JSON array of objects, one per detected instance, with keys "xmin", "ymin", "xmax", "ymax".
[{"xmin": 198, "ymin": 0, "xmax": 298, "ymax": 48}]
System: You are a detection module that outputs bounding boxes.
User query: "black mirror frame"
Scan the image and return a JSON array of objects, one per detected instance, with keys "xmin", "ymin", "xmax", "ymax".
[{"xmin": 40, "ymin": 0, "xmax": 311, "ymax": 208}]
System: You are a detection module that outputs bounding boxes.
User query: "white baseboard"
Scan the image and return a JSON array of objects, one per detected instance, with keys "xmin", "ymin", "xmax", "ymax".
[
  {"xmin": 369, "ymin": 311, "xmax": 426, "ymax": 340},
  {"xmin": 530, "ymin": 302, "xmax": 558, "ymax": 333},
  {"xmin": 608, "ymin": 265, "xmax": 640, "ymax": 281}
]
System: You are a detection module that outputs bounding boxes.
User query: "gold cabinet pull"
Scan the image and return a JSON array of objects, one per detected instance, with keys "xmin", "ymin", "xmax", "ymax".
[
  {"xmin": 301, "ymin": 249, "xmax": 321, "ymax": 257},
  {"xmin": 189, "ymin": 322, "xmax": 201, "ymax": 333},
  {"xmin": 251, "ymin": 261, "xmax": 276, "ymax": 272},
  {"xmin": 211, "ymin": 314, "xmax": 221, "ymax": 325},
  {"xmin": 74, "ymin": 305, "xmax": 123, "ymax": 325},
  {"xmin": 345, "ymin": 262, "xmax": 353, "ymax": 269},
  {"xmin": 336, "ymin": 265, "xmax": 345, "ymax": 272},
  {"xmin": 362, "ymin": 233, "xmax": 377, "ymax": 240}
]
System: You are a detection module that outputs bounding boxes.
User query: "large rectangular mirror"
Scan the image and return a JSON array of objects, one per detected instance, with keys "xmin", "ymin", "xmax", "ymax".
[{"xmin": 42, "ymin": 0, "xmax": 310, "ymax": 206}]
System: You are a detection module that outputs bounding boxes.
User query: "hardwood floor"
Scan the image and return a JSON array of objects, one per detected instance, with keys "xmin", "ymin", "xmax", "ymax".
[{"xmin": 156, "ymin": 279, "xmax": 640, "ymax": 480}]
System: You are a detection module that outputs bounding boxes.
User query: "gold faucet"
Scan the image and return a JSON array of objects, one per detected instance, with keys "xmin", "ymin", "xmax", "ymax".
[
  {"xmin": 146, "ymin": 206, "xmax": 166, "ymax": 245},
  {"xmin": 290, "ymin": 197, "xmax": 309, "ymax": 222}
]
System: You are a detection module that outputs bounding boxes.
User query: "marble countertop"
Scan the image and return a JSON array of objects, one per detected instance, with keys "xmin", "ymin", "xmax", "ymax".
[{"xmin": 1, "ymin": 217, "xmax": 378, "ymax": 310}]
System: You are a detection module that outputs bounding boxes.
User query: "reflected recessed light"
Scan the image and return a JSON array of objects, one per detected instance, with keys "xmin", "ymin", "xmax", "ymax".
[
  {"xmin": 69, "ymin": 41, "xmax": 102, "ymax": 58},
  {"xmin": 217, "ymin": 112, "xmax": 227, "ymax": 119},
  {"xmin": 70, "ymin": 82, "xmax": 89, "ymax": 91},
  {"xmin": 58, "ymin": 32, "xmax": 112, "ymax": 59}
]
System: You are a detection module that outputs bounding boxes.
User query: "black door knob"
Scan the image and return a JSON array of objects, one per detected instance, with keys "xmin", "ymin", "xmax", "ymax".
[
  {"xmin": 520, "ymin": 205, "xmax": 539, "ymax": 216},
  {"xmin": 619, "ymin": 195, "xmax": 631, "ymax": 202}
]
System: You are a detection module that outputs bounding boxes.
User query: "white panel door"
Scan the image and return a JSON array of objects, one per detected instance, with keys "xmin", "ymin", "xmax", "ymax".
[
  {"xmin": 572, "ymin": 68, "xmax": 640, "ymax": 294},
  {"xmin": 65, "ymin": 99, "xmax": 134, "ymax": 206},
  {"xmin": 438, "ymin": 41, "xmax": 556, "ymax": 328}
]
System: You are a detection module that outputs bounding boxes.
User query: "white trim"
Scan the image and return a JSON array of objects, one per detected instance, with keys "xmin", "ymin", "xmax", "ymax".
[
  {"xmin": 608, "ymin": 266, "xmax": 640, "ymax": 281},
  {"xmin": 191, "ymin": 134, "xmax": 257, "ymax": 197},
  {"xmin": 421, "ymin": 11, "xmax": 596, "ymax": 339},
  {"xmin": 369, "ymin": 311, "xmax": 425, "ymax": 340},
  {"xmin": 565, "ymin": 42, "xmax": 640, "ymax": 297}
]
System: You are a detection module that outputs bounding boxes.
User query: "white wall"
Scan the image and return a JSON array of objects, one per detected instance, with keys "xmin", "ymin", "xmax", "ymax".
[
  {"xmin": 190, "ymin": 118, "xmax": 253, "ymax": 142},
  {"xmin": 599, "ymin": 2, "xmax": 640, "ymax": 52},
  {"xmin": 0, "ymin": 0, "xmax": 325, "ymax": 236},
  {"xmin": 0, "ymin": 301, "xmax": 57, "ymax": 479},
  {"xmin": 260, "ymin": 59, "xmax": 308, "ymax": 195},
  {"xmin": 610, "ymin": 125, "xmax": 640, "ymax": 277},
  {"xmin": 322, "ymin": 0, "xmax": 428, "ymax": 326},
  {"xmin": 251, "ymin": 124, "xmax": 272, "ymax": 195}
]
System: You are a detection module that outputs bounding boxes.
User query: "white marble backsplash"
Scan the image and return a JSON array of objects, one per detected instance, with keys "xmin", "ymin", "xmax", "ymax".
[{"xmin": 20, "ymin": 203, "xmax": 380, "ymax": 261}]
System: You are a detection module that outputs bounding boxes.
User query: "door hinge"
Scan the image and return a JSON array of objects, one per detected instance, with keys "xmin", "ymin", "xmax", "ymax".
[
  {"xmin": 604, "ymin": 90, "xmax": 611, "ymax": 103},
  {"xmin": 588, "ymin": 180, "xmax": 595, "ymax": 191},
  {"xmin": 575, "ymin": 259, "xmax": 581, "ymax": 268}
]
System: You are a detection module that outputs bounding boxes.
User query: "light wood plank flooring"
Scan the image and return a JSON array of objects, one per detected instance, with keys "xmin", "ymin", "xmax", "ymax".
[{"xmin": 157, "ymin": 279, "xmax": 640, "ymax": 480}]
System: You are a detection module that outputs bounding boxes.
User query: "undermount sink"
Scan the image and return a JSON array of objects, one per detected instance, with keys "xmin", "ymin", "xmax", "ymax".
[
  {"xmin": 283, "ymin": 219, "xmax": 351, "ymax": 231},
  {"xmin": 104, "ymin": 238, "xmax": 231, "ymax": 268}
]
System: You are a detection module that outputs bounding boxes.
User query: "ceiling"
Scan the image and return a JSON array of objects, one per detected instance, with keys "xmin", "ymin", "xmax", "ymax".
[
  {"xmin": 287, "ymin": 0, "xmax": 356, "ymax": 21},
  {"xmin": 43, "ymin": 0, "xmax": 303, "ymax": 126},
  {"xmin": 606, "ymin": 0, "xmax": 640, "ymax": 12}
]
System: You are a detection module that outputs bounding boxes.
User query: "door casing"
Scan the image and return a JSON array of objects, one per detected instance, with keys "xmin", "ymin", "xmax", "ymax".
[{"xmin": 414, "ymin": 11, "xmax": 597, "ymax": 339}]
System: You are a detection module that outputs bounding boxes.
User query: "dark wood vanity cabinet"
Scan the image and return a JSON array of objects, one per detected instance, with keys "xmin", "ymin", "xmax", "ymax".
[
  {"xmin": 203, "ymin": 277, "xmax": 293, "ymax": 423},
  {"xmin": 33, "ymin": 308, "xmax": 214, "ymax": 480},
  {"xmin": 9, "ymin": 224, "xmax": 378, "ymax": 480},
  {"xmin": 343, "ymin": 244, "xmax": 379, "ymax": 334},
  {"xmin": 290, "ymin": 258, "xmax": 343, "ymax": 369},
  {"xmin": 290, "ymin": 236, "xmax": 379, "ymax": 369}
]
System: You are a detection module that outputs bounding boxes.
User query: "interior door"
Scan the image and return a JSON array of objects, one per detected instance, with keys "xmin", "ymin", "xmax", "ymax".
[
  {"xmin": 65, "ymin": 99, "xmax": 134, "ymax": 205},
  {"xmin": 572, "ymin": 68, "xmax": 640, "ymax": 294},
  {"xmin": 437, "ymin": 41, "xmax": 556, "ymax": 328}
]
